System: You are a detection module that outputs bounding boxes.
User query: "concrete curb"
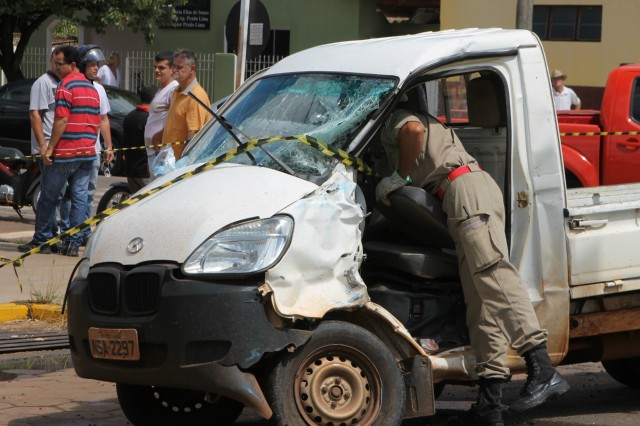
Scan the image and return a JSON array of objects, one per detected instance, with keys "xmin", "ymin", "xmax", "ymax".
[
  {"xmin": 0, "ymin": 303, "xmax": 64, "ymax": 323},
  {"xmin": 0, "ymin": 231, "xmax": 33, "ymax": 243}
]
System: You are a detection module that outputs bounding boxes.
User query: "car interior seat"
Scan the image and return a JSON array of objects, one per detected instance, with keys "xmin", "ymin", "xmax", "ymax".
[{"xmin": 467, "ymin": 73, "xmax": 507, "ymax": 128}]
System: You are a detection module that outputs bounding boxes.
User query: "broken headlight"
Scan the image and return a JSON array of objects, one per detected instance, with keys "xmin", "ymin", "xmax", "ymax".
[{"xmin": 182, "ymin": 216, "xmax": 294, "ymax": 275}]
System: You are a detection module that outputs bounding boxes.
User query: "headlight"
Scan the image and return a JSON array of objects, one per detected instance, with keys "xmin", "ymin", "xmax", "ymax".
[{"xmin": 183, "ymin": 216, "xmax": 294, "ymax": 275}]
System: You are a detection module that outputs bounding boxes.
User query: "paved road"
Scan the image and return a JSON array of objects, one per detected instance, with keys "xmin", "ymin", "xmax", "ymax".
[{"xmin": 0, "ymin": 354, "xmax": 638, "ymax": 425}]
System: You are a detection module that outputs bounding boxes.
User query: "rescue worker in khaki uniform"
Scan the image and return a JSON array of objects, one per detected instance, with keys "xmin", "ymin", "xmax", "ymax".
[{"xmin": 376, "ymin": 108, "xmax": 569, "ymax": 425}]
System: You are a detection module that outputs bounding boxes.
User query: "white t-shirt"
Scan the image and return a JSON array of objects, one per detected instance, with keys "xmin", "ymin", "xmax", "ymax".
[
  {"xmin": 92, "ymin": 82, "xmax": 111, "ymax": 153},
  {"xmin": 144, "ymin": 80, "xmax": 179, "ymax": 155},
  {"xmin": 553, "ymin": 87, "xmax": 581, "ymax": 110},
  {"xmin": 29, "ymin": 71, "xmax": 59, "ymax": 154},
  {"xmin": 98, "ymin": 64, "xmax": 120, "ymax": 87}
]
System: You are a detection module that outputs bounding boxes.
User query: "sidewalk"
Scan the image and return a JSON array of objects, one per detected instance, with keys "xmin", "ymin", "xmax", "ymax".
[
  {"xmin": 0, "ymin": 210, "xmax": 79, "ymax": 322},
  {"xmin": 0, "ymin": 176, "xmax": 123, "ymax": 322}
]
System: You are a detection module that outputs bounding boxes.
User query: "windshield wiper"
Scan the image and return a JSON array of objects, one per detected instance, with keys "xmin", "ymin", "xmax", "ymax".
[{"xmin": 187, "ymin": 92, "xmax": 298, "ymax": 176}]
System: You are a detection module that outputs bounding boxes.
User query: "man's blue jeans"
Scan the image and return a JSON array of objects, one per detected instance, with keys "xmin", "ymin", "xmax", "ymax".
[
  {"xmin": 78, "ymin": 156, "xmax": 100, "ymax": 242},
  {"xmin": 33, "ymin": 160, "xmax": 93, "ymax": 248},
  {"xmin": 38, "ymin": 159, "xmax": 70, "ymax": 234}
]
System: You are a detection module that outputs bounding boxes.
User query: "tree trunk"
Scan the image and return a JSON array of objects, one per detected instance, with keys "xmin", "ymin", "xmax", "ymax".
[
  {"xmin": 0, "ymin": 53, "xmax": 25, "ymax": 82},
  {"xmin": 0, "ymin": 13, "xmax": 48, "ymax": 82}
]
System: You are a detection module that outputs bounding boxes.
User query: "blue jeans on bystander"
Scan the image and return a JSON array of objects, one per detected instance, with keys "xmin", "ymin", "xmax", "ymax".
[
  {"xmin": 78, "ymin": 156, "xmax": 100, "ymax": 243},
  {"xmin": 33, "ymin": 160, "xmax": 93, "ymax": 248}
]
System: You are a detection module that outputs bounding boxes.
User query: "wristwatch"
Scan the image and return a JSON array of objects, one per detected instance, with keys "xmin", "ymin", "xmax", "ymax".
[{"xmin": 397, "ymin": 170, "xmax": 413, "ymax": 184}]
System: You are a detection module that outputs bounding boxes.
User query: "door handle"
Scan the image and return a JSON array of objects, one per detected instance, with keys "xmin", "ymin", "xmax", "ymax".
[
  {"xmin": 616, "ymin": 138, "xmax": 640, "ymax": 151},
  {"xmin": 569, "ymin": 218, "xmax": 608, "ymax": 230}
]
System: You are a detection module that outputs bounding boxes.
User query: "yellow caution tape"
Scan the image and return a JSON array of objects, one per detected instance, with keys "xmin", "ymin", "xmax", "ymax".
[
  {"xmin": 0, "ymin": 135, "xmax": 377, "ymax": 268},
  {"xmin": 561, "ymin": 131, "xmax": 640, "ymax": 137},
  {"xmin": 0, "ymin": 141, "xmax": 188, "ymax": 162},
  {"xmin": 3, "ymin": 130, "xmax": 640, "ymax": 162}
]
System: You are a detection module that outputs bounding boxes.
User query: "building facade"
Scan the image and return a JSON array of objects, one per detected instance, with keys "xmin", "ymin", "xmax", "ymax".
[
  {"xmin": 443, "ymin": 0, "xmax": 640, "ymax": 108},
  {"xmin": 20, "ymin": 0, "xmax": 638, "ymax": 107}
]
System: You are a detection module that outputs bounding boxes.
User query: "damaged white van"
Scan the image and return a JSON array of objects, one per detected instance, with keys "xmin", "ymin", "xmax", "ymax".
[{"xmin": 67, "ymin": 28, "xmax": 640, "ymax": 425}]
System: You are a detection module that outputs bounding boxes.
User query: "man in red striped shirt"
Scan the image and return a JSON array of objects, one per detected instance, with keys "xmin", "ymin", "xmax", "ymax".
[{"xmin": 21, "ymin": 45, "xmax": 101, "ymax": 257}]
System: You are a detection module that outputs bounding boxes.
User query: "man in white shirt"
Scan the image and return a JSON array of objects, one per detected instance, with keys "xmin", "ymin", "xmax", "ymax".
[
  {"xmin": 26, "ymin": 52, "xmax": 68, "ymax": 249},
  {"xmin": 144, "ymin": 50, "xmax": 179, "ymax": 179},
  {"xmin": 551, "ymin": 70, "xmax": 581, "ymax": 111},
  {"xmin": 97, "ymin": 52, "xmax": 121, "ymax": 87}
]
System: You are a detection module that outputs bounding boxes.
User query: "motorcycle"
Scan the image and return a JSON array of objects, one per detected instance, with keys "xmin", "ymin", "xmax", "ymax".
[{"xmin": 0, "ymin": 146, "xmax": 41, "ymax": 219}]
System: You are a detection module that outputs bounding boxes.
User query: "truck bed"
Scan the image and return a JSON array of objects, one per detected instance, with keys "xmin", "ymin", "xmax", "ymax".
[{"xmin": 565, "ymin": 183, "xmax": 640, "ymax": 297}]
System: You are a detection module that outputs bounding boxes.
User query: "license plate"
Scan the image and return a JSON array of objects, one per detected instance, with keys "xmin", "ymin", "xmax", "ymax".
[{"xmin": 88, "ymin": 327, "xmax": 140, "ymax": 361}]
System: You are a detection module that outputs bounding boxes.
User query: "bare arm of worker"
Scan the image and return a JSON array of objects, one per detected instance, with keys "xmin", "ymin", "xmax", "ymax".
[
  {"xmin": 44, "ymin": 116, "xmax": 68, "ymax": 165},
  {"xmin": 573, "ymin": 102, "xmax": 582, "ymax": 111},
  {"xmin": 29, "ymin": 110, "xmax": 47, "ymax": 158},
  {"xmin": 396, "ymin": 121, "xmax": 425, "ymax": 179},
  {"xmin": 100, "ymin": 115, "xmax": 115, "ymax": 164}
]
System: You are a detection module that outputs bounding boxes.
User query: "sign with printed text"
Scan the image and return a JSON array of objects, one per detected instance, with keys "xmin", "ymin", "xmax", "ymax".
[{"xmin": 161, "ymin": 0, "xmax": 210, "ymax": 30}]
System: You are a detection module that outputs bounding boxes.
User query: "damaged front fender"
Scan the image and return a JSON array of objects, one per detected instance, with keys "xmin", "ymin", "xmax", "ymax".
[{"xmin": 266, "ymin": 166, "xmax": 369, "ymax": 318}]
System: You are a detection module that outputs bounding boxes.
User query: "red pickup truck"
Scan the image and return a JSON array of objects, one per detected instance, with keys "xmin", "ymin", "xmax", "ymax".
[{"xmin": 559, "ymin": 64, "xmax": 640, "ymax": 187}]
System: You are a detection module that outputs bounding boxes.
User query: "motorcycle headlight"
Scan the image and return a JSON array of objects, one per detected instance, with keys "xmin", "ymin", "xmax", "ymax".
[{"xmin": 183, "ymin": 216, "xmax": 294, "ymax": 275}]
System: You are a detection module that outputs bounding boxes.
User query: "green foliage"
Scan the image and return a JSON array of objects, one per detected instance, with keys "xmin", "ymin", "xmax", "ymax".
[
  {"xmin": 0, "ymin": 0, "xmax": 186, "ymax": 81},
  {"xmin": 53, "ymin": 19, "xmax": 77, "ymax": 37}
]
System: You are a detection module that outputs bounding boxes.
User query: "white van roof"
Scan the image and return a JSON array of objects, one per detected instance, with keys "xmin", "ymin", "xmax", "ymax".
[{"xmin": 263, "ymin": 28, "xmax": 538, "ymax": 82}]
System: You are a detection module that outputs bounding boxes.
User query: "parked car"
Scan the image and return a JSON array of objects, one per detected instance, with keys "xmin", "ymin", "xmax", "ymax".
[{"xmin": 0, "ymin": 78, "xmax": 139, "ymax": 176}]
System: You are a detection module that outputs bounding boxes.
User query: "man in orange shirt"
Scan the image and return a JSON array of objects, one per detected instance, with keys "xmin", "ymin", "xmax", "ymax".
[{"xmin": 162, "ymin": 49, "xmax": 211, "ymax": 160}]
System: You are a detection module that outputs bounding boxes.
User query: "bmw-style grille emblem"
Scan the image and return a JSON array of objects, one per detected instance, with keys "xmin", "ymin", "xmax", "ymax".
[{"xmin": 127, "ymin": 237, "xmax": 144, "ymax": 254}]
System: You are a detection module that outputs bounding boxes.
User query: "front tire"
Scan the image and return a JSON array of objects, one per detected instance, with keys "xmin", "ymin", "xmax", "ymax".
[
  {"xmin": 116, "ymin": 384, "xmax": 244, "ymax": 426},
  {"xmin": 30, "ymin": 183, "xmax": 41, "ymax": 214},
  {"xmin": 602, "ymin": 357, "xmax": 640, "ymax": 388},
  {"xmin": 265, "ymin": 321, "xmax": 406, "ymax": 426}
]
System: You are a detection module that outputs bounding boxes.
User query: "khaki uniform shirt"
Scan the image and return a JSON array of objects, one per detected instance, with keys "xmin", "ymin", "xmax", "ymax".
[{"xmin": 381, "ymin": 110, "xmax": 477, "ymax": 193}]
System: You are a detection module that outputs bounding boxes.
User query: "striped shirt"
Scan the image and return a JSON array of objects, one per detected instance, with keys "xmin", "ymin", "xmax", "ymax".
[{"xmin": 53, "ymin": 72, "xmax": 101, "ymax": 162}]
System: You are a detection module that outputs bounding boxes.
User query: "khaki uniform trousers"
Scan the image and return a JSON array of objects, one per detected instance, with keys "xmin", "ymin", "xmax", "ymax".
[{"xmin": 441, "ymin": 169, "xmax": 547, "ymax": 379}]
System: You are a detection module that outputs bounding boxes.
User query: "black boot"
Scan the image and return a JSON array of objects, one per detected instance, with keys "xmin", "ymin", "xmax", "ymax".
[
  {"xmin": 448, "ymin": 378, "xmax": 507, "ymax": 426},
  {"xmin": 510, "ymin": 343, "xmax": 570, "ymax": 412}
]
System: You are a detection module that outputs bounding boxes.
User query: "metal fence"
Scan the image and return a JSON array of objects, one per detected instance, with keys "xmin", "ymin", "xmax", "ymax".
[
  {"xmin": 246, "ymin": 55, "xmax": 284, "ymax": 79},
  {"xmin": 1, "ymin": 47, "xmax": 49, "ymax": 85},
  {"xmin": 2, "ymin": 48, "xmax": 283, "ymax": 94},
  {"xmin": 123, "ymin": 51, "xmax": 217, "ymax": 96}
]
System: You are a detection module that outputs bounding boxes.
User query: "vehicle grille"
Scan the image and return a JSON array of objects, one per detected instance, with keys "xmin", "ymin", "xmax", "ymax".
[
  {"xmin": 124, "ymin": 272, "xmax": 161, "ymax": 314},
  {"xmin": 87, "ymin": 266, "xmax": 164, "ymax": 315},
  {"xmin": 87, "ymin": 272, "xmax": 119, "ymax": 314}
]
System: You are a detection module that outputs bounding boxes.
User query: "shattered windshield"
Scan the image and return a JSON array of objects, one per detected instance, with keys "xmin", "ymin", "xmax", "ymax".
[{"xmin": 181, "ymin": 73, "xmax": 396, "ymax": 176}]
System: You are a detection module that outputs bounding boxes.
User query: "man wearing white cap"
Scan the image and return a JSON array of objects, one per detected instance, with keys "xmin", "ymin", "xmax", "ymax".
[{"xmin": 551, "ymin": 70, "xmax": 581, "ymax": 110}]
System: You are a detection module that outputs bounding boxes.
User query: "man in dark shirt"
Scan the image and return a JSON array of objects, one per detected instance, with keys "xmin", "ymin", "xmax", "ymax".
[{"xmin": 123, "ymin": 85, "xmax": 158, "ymax": 193}]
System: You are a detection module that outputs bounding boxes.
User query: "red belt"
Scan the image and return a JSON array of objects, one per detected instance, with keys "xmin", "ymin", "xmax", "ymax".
[{"xmin": 436, "ymin": 165, "xmax": 481, "ymax": 200}]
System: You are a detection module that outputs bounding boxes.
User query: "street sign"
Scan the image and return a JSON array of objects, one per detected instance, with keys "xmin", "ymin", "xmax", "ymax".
[{"xmin": 225, "ymin": 0, "xmax": 271, "ymax": 61}]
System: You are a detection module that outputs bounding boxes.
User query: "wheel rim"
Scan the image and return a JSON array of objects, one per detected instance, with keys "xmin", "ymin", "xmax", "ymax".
[
  {"xmin": 294, "ymin": 344, "xmax": 381, "ymax": 426},
  {"xmin": 150, "ymin": 386, "xmax": 207, "ymax": 414},
  {"xmin": 108, "ymin": 192, "xmax": 129, "ymax": 209}
]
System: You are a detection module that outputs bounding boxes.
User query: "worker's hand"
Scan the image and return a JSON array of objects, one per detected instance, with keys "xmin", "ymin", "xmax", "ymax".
[
  {"xmin": 103, "ymin": 148, "xmax": 115, "ymax": 164},
  {"xmin": 43, "ymin": 147, "xmax": 54, "ymax": 166},
  {"xmin": 375, "ymin": 171, "xmax": 408, "ymax": 206}
]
